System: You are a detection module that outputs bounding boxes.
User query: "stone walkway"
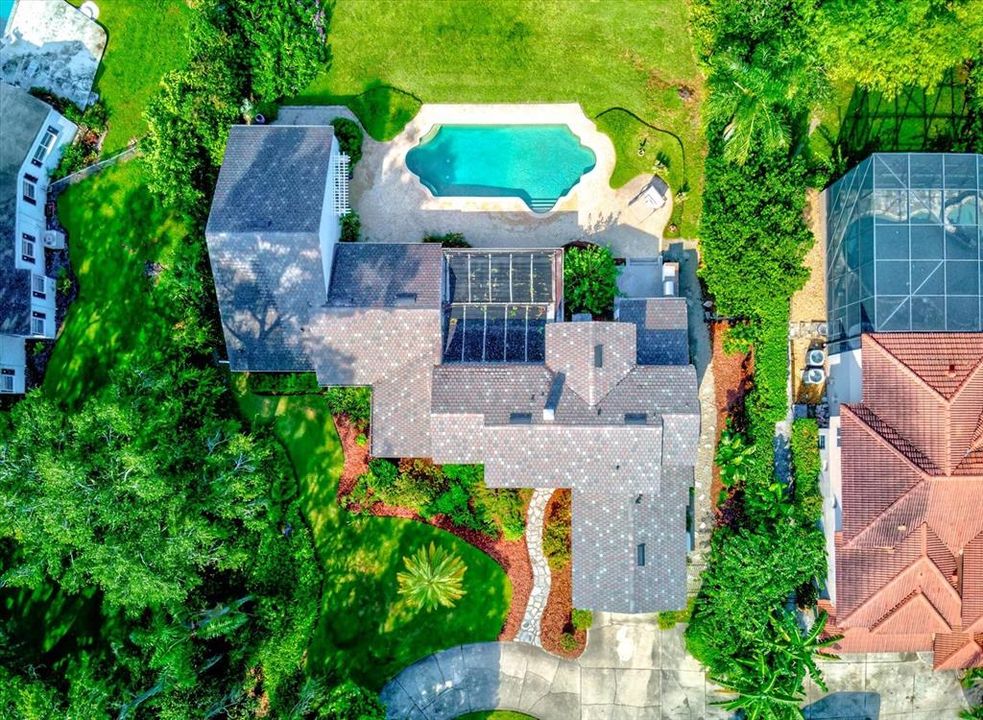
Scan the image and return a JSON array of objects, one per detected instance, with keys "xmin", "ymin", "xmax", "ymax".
[
  {"xmin": 381, "ymin": 616, "xmax": 971, "ymax": 719},
  {"xmin": 515, "ymin": 489, "xmax": 554, "ymax": 646}
]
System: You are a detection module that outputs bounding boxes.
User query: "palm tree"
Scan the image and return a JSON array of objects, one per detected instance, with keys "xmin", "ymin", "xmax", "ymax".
[
  {"xmin": 397, "ymin": 542, "xmax": 467, "ymax": 611},
  {"xmin": 705, "ymin": 46, "xmax": 827, "ymax": 165},
  {"xmin": 770, "ymin": 610, "xmax": 841, "ymax": 692},
  {"xmin": 711, "ymin": 650, "xmax": 805, "ymax": 720}
]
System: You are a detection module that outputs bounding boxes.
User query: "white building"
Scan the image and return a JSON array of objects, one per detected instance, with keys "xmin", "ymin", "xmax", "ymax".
[{"xmin": 0, "ymin": 81, "xmax": 76, "ymax": 394}]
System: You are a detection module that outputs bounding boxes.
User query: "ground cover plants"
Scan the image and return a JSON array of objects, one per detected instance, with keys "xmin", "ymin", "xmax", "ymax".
[
  {"xmin": 563, "ymin": 245, "xmax": 620, "ymax": 319},
  {"xmin": 291, "ymin": 0, "xmax": 705, "ymax": 235}
]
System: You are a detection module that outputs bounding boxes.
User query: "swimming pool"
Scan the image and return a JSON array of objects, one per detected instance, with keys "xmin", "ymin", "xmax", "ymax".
[
  {"xmin": 406, "ymin": 124, "xmax": 596, "ymax": 213},
  {"xmin": 0, "ymin": 0, "xmax": 15, "ymax": 33}
]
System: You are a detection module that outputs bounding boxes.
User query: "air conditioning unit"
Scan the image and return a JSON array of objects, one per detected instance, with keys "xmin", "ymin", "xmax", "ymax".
[
  {"xmin": 804, "ymin": 367, "xmax": 826, "ymax": 385},
  {"xmin": 43, "ymin": 229, "xmax": 65, "ymax": 249},
  {"xmin": 807, "ymin": 348, "xmax": 827, "ymax": 367}
]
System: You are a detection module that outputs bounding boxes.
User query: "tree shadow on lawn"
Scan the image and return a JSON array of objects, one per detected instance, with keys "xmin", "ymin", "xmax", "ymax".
[
  {"xmin": 45, "ymin": 162, "xmax": 191, "ymax": 406},
  {"xmin": 238, "ymin": 391, "xmax": 511, "ymax": 690}
]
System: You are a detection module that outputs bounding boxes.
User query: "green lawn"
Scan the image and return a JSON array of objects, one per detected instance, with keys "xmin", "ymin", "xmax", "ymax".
[
  {"xmin": 47, "ymin": 161, "xmax": 191, "ymax": 405},
  {"xmin": 812, "ymin": 71, "xmax": 970, "ymax": 165},
  {"xmin": 457, "ymin": 712, "xmax": 537, "ymax": 720},
  {"xmin": 236, "ymin": 387, "xmax": 511, "ymax": 688},
  {"xmin": 294, "ymin": 0, "xmax": 705, "ymax": 236},
  {"xmin": 69, "ymin": 0, "xmax": 193, "ymax": 154}
]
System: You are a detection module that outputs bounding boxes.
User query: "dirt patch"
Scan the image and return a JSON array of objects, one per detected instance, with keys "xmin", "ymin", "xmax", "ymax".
[
  {"xmin": 790, "ymin": 189, "xmax": 827, "ymax": 324},
  {"xmin": 539, "ymin": 490, "xmax": 586, "ymax": 658},
  {"xmin": 709, "ymin": 322, "xmax": 753, "ymax": 509},
  {"xmin": 334, "ymin": 418, "xmax": 532, "ymax": 642}
]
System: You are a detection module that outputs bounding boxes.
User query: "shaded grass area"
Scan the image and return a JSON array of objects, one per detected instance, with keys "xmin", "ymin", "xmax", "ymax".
[
  {"xmin": 47, "ymin": 161, "xmax": 191, "ymax": 405},
  {"xmin": 236, "ymin": 387, "xmax": 511, "ymax": 688},
  {"xmin": 812, "ymin": 70, "xmax": 970, "ymax": 166},
  {"xmin": 69, "ymin": 0, "xmax": 193, "ymax": 154},
  {"xmin": 293, "ymin": 0, "xmax": 705, "ymax": 236}
]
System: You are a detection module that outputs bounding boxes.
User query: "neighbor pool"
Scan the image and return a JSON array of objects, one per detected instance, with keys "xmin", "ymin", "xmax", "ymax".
[{"xmin": 406, "ymin": 124, "xmax": 596, "ymax": 213}]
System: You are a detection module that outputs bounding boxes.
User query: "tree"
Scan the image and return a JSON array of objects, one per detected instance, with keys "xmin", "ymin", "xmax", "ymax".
[
  {"xmin": 397, "ymin": 543, "xmax": 467, "ymax": 611},
  {"xmin": 711, "ymin": 650, "xmax": 805, "ymax": 720},
  {"xmin": 563, "ymin": 245, "xmax": 620, "ymax": 317},
  {"xmin": 810, "ymin": 0, "xmax": 983, "ymax": 97}
]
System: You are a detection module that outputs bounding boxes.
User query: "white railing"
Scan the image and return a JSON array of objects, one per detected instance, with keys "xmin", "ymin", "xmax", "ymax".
[{"xmin": 334, "ymin": 153, "xmax": 350, "ymax": 216}]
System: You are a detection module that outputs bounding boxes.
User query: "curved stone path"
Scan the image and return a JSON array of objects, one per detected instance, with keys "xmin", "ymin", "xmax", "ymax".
[{"xmin": 515, "ymin": 489, "xmax": 554, "ymax": 646}]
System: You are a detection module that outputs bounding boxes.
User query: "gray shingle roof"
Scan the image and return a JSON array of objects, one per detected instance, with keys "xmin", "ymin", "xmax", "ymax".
[
  {"xmin": 617, "ymin": 297, "xmax": 690, "ymax": 365},
  {"xmin": 545, "ymin": 322, "xmax": 636, "ymax": 405},
  {"xmin": 571, "ymin": 465, "xmax": 692, "ymax": 613},
  {"xmin": 207, "ymin": 125, "xmax": 334, "ymax": 236},
  {"xmin": 328, "ymin": 243, "xmax": 442, "ymax": 308},
  {"xmin": 1, "ymin": 83, "xmax": 48, "ymax": 335}
]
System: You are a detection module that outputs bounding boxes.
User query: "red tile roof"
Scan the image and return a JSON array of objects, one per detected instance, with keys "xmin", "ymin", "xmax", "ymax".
[{"xmin": 832, "ymin": 333, "xmax": 983, "ymax": 669}]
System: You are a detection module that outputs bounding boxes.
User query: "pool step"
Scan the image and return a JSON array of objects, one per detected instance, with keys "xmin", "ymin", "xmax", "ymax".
[{"xmin": 527, "ymin": 198, "xmax": 556, "ymax": 212}]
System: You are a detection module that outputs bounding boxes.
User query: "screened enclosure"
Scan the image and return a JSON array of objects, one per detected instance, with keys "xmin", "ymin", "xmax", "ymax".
[
  {"xmin": 442, "ymin": 250, "xmax": 559, "ymax": 362},
  {"xmin": 826, "ymin": 153, "xmax": 983, "ymax": 351}
]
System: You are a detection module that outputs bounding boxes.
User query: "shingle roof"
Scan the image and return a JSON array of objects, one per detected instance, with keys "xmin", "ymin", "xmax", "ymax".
[
  {"xmin": 571, "ymin": 466, "xmax": 691, "ymax": 613},
  {"xmin": 1, "ymin": 83, "xmax": 48, "ymax": 335},
  {"xmin": 328, "ymin": 243, "xmax": 442, "ymax": 309},
  {"xmin": 617, "ymin": 297, "xmax": 690, "ymax": 365},
  {"xmin": 834, "ymin": 332, "xmax": 983, "ymax": 668},
  {"xmin": 205, "ymin": 125, "xmax": 338, "ymax": 371},
  {"xmin": 545, "ymin": 322, "xmax": 636, "ymax": 405},
  {"xmin": 207, "ymin": 125, "xmax": 334, "ymax": 236}
]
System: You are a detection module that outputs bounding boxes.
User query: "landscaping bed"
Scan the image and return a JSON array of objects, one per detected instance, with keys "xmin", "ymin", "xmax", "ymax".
[
  {"xmin": 709, "ymin": 322, "xmax": 752, "ymax": 510},
  {"xmin": 539, "ymin": 490, "xmax": 586, "ymax": 658},
  {"xmin": 334, "ymin": 418, "xmax": 532, "ymax": 642}
]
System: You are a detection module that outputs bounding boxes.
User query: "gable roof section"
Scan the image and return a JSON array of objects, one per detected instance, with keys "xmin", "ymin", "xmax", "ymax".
[
  {"xmin": 545, "ymin": 321, "xmax": 636, "ymax": 405},
  {"xmin": 328, "ymin": 243, "xmax": 442, "ymax": 309},
  {"xmin": 836, "ymin": 332, "xmax": 983, "ymax": 666},
  {"xmin": 1, "ymin": 83, "xmax": 49, "ymax": 335}
]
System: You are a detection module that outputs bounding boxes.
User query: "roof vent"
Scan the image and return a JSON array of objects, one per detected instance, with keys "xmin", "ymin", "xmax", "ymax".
[
  {"xmin": 625, "ymin": 412, "xmax": 648, "ymax": 425},
  {"xmin": 394, "ymin": 292, "xmax": 417, "ymax": 306},
  {"xmin": 947, "ymin": 363, "xmax": 957, "ymax": 378},
  {"xmin": 543, "ymin": 373, "xmax": 564, "ymax": 422},
  {"xmin": 509, "ymin": 412, "xmax": 532, "ymax": 425},
  {"xmin": 594, "ymin": 344, "xmax": 604, "ymax": 368},
  {"xmin": 897, "ymin": 523, "xmax": 907, "ymax": 533}
]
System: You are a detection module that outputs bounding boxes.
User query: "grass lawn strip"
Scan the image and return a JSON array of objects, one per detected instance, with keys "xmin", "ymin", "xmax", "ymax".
[
  {"xmin": 68, "ymin": 0, "xmax": 193, "ymax": 154},
  {"xmin": 292, "ymin": 0, "xmax": 705, "ymax": 236},
  {"xmin": 236, "ymin": 387, "xmax": 511, "ymax": 688},
  {"xmin": 48, "ymin": 161, "xmax": 191, "ymax": 405}
]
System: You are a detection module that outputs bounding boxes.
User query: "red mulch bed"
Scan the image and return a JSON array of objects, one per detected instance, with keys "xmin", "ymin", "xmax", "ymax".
[
  {"xmin": 539, "ymin": 490, "xmax": 586, "ymax": 658},
  {"xmin": 709, "ymin": 322, "xmax": 753, "ymax": 511},
  {"xmin": 333, "ymin": 417, "xmax": 533, "ymax": 642}
]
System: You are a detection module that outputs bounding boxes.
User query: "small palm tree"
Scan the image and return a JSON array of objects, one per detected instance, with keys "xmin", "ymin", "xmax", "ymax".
[
  {"xmin": 770, "ymin": 611, "xmax": 841, "ymax": 692},
  {"xmin": 711, "ymin": 651, "xmax": 805, "ymax": 720},
  {"xmin": 716, "ymin": 423, "xmax": 756, "ymax": 488},
  {"xmin": 397, "ymin": 543, "xmax": 467, "ymax": 611}
]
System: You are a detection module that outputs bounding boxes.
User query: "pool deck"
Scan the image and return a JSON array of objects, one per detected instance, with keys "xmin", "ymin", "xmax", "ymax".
[{"xmin": 278, "ymin": 104, "xmax": 672, "ymax": 258}]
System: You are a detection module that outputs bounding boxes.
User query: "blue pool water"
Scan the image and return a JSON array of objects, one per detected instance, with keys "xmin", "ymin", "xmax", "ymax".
[
  {"xmin": 406, "ymin": 124, "xmax": 596, "ymax": 213},
  {"xmin": 0, "ymin": 0, "xmax": 15, "ymax": 32}
]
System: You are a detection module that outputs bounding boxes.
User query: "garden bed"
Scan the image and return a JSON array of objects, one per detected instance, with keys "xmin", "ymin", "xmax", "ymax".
[
  {"xmin": 709, "ymin": 322, "xmax": 753, "ymax": 510},
  {"xmin": 334, "ymin": 418, "xmax": 533, "ymax": 642},
  {"xmin": 539, "ymin": 490, "xmax": 586, "ymax": 658}
]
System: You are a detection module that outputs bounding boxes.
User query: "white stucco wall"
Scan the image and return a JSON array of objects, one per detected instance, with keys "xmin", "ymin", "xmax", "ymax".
[
  {"xmin": 318, "ymin": 137, "xmax": 342, "ymax": 291},
  {"xmin": 13, "ymin": 107, "xmax": 75, "ymax": 339},
  {"xmin": 0, "ymin": 334, "xmax": 26, "ymax": 393}
]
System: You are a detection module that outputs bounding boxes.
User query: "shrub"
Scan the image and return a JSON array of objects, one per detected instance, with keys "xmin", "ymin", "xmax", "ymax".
[
  {"xmin": 324, "ymin": 386, "xmax": 371, "ymax": 427},
  {"xmin": 791, "ymin": 418, "xmax": 823, "ymax": 523},
  {"xmin": 473, "ymin": 486, "xmax": 528, "ymax": 540},
  {"xmin": 341, "ymin": 212, "xmax": 361, "ymax": 242},
  {"xmin": 559, "ymin": 632, "xmax": 579, "ymax": 652},
  {"xmin": 246, "ymin": 372, "xmax": 321, "ymax": 395},
  {"xmin": 563, "ymin": 245, "xmax": 620, "ymax": 318},
  {"xmin": 571, "ymin": 609, "xmax": 594, "ymax": 631},
  {"xmin": 319, "ymin": 680, "xmax": 386, "ymax": 720},
  {"xmin": 423, "ymin": 232, "xmax": 470, "ymax": 248},
  {"xmin": 656, "ymin": 597, "xmax": 694, "ymax": 629},
  {"xmin": 543, "ymin": 492, "xmax": 572, "ymax": 570},
  {"xmin": 355, "ymin": 433, "xmax": 367, "ymax": 447},
  {"xmin": 331, "ymin": 117, "xmax": 363, "ymax": 169}
]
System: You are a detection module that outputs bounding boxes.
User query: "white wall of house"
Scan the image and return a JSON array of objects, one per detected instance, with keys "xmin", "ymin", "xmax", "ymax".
[
  {"xmin": 0, "ymin": 334, "xmax": 26, "ymax": 394},
  {"xmin": 13, "ymin": 107, "xmax": 76, "ymax": 340},
  {"xmin": 819, "ymin": 346, "xmax": 863, "ymax": 603},
  {"xmin": 318, "ymin": 138, "xmax": 343, "ymax": 291}
]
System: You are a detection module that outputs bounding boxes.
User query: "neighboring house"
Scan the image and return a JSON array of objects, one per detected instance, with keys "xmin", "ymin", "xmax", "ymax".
[
  {"xmin": 821, "ymin": 152, "xmax": 983, "ymax": 668},
  {"xmin": 0, "ymin": 82, "xmax": 75, "ymax": 394},
  {"xmin": 0, "ymin": 0, "xmax": 107, "ymax": 109},
  {"xmin": 206, "ymin": 118, "xmax": 700, "ymax": 613}
]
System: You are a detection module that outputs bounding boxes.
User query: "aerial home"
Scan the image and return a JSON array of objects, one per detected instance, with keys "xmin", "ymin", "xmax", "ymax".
[
  {"xmin": 205, "ymin": 117, "xmax": 700, "ymax": 613},
  {"xmin": 821, "ymin": 153, "xmax": 983, "ymax": 668},
  {"xmin": 0, "ymin": 82, "xmax": 75, "ymax": 395}
]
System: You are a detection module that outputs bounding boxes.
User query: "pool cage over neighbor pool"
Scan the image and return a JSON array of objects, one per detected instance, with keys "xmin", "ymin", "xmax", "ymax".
[
  {"xmin": 825, "ymin": 153, "xmax": 983, "ymax": 352},
  {"xmin": 441, "ymin": 249, "xmax": 562, "ymax": 363}
]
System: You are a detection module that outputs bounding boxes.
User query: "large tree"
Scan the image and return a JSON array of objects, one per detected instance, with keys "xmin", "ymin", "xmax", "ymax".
[{"xmin": 811, "ymin": 0, "xmax": 983, "ymax": 96}]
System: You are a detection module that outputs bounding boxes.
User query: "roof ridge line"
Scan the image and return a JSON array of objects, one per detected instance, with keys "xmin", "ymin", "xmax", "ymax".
[
  {"xmin": 948, "ymin": 354, "xmax": 983, "ymax": 402},
  {"xmin": 843, "ymin": 552, "xmax": 958, "ymax": 629},
  {"xmin": 843, "ymin": 404, "xmax": 941, "ymax": 474},
  {"xmin": 867, "ymin": 334, "xmax": 952, "ymax": 404}
]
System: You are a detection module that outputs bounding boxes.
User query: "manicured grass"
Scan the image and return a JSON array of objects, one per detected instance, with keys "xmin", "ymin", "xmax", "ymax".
[
  {"xmin": 47, "ymin": 161, "xmax": 191, "ymax": 405},
  {"xmin": 811, "ymin": 71, "xmax": 970, "ymax": 165},
  {"xmin": 456, "ymin": 712, "xmax": 538, "ymax": 720},
  {"xmin": 69, "ymin": 0, "xmax": 193, "ymax": 154},
  {"xmin": 236, "ymin": 386, "xmax": 511, "ymax": 688},
  {"xmin": 294, "ymin": 0, "xmax": 705, "ymax": 236}
]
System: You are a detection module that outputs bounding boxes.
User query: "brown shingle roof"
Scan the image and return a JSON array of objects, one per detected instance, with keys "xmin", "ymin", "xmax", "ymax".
[{"xmin": 834, "ymin": 332, "xmax": 983, "ymax": 668}]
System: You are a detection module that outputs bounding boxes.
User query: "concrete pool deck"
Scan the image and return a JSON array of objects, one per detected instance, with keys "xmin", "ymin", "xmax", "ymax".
[{"xmin": 277, "ymin": 103, "xmax": 673, "ymax": 258}]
